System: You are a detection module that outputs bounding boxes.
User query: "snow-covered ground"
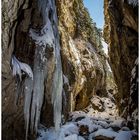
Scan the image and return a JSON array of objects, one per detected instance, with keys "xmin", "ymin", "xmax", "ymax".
[
  {"xmin": 37, "ymin": 114, "xmax": 137, "ymax": 140},
  {"xmin": 101, "ymin": 39, "xmax": 108, "ymax": 55},
  {"xmin": 37, "ymin": 95, "xmax": 138, "ymax": 140}
]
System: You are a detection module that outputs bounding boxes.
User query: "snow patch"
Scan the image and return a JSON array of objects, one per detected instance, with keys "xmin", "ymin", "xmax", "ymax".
[
  {"xmin": 115, "ymin": 131, "xmax": 132, "ymax": 140},
  {"xmin": 101, "ymin": 39, "xmax": 108, "ymax": 55},
  {"xmin": 95, "ymin": 129, "xmax": 118, "ymax": 138},
  {"xmin": 61, "ymin": 123, "xmax": 79, "ymax": 136},
  {"xmin": 109, "ymin": 119, "xmax": 126, "ymax": 128},
  {"xmin": 77, "ymin": 117, "xmax": 100, "ymax": 133}
]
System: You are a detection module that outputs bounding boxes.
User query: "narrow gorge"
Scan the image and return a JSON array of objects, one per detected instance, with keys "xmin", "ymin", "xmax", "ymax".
[{"xmin": 2, "ymin": 0, "xmax": 138, "ymax": 140}]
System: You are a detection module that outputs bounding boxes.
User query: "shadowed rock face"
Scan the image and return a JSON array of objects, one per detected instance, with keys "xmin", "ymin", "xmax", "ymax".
[
  {"xmin": 2, "ymin": 0, "xmax": 32, "ymax": 139},
  {"xmin": 104, "ymin": 0, "xmax": 138, "ymax": 124}
]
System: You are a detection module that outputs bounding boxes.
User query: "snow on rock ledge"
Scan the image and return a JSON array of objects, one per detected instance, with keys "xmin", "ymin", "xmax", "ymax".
[{"xmin": 94, "ymin": 129, "xmax": 118, "ymax": 139}]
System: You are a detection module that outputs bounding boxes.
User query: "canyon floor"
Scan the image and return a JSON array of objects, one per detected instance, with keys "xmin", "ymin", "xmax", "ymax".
[{"xmin": 37, "ymin": 94, "xmax": 138, "ymax": 140}]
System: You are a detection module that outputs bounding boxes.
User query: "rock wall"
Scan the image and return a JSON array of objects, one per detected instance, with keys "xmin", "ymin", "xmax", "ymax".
[
  {"xmin": 2, "ymin": 0, "xmax": 31, "ymax": 139},
  {"xmin": 103, "ymin": 0, "xmax": 138, "ymax": 126},
  {"xmin": 2, "ymin": 0, "xmax": 109, "ymax": 139},
  {"xmin": 56, "ymin": 0, "xmax": 108, "ymax": 114}
]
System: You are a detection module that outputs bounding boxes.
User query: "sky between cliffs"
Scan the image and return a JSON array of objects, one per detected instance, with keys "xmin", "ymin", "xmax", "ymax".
[
  {"xmin": 83, "ymin": 0, "xmax": 104, "ymax": 29},
  {"xmin": 83, "ymin": 0, "xmax": 108, "ymax": 55}
]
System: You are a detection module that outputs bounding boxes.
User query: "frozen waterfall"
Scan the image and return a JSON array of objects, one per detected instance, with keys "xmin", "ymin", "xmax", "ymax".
[{"xmin": 22, "ymin": 0, "xmax": 63, "ymax": 138}]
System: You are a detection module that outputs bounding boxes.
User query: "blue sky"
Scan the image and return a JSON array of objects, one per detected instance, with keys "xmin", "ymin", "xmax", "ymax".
[{"xmin": 83, "ymin": 0, "xmax": 104, "ymax": 29}]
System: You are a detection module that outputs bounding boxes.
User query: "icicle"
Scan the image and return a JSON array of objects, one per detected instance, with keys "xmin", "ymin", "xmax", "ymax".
[
  {"xmin": 28, "ymin": 0, "xmax": 63, "ymax": 134},
  {"xmin": 11, "ymin": 55, "xmax": 34, "ymax": 139},
  {"xmin": 50, "ymin": 0, "xmax": 63, "ymax": 131},
  {"xmin": 30, "ymin": 45, "xmax": 46, "ymax": 133},
  {"xmin": 11, "ymin": 55, "xmax": 33, "ymax": 104},
  {"xmin": 51, "ymin": 64, "xmax": 63, "ymax": 130},
  {"xmin": 24, "ymin": 77, "xmax": 33, "ymax": 140}
]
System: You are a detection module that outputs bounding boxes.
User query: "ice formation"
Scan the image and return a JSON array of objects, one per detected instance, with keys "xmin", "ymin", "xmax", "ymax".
[
  {"xmin": 11, "ymin": 55, "xmax": 34, "ymax": 139},
  {"xmin": 12, "ymin": 55, "xmax": 33, "ymax": 80},
  {"xmin": 12, "ymin": 55, "xmax": 33, "ymax": 104},
  {"xmin": 30, "ymin": 46, "xmax": 46, "ymax": 133},
  {"xmin": 29, "ymin": 0, "xmax": 63, "ymax": 135},
  {"xmin": 47, "ymin": 0, "xmax": 63, "ymax": 131},
  {"xmin": 24, "ymin": 77, "xmax": 33, "ymax": 140},
  {"xmin": 11, "ymin": 0, "xmax": 63, "ymax": 138}
]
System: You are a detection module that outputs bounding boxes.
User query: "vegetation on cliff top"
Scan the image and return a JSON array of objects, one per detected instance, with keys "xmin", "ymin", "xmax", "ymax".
[{"xmin": 73, "ymin": 0, "xmax": 103, "ymax": 51}]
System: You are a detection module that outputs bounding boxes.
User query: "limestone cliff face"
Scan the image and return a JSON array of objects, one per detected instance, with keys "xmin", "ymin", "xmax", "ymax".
[
  {"xmin": 56, "ymin": 0, "xmax": 108, "ymax": 113},
  {"xmin": 2, "ymin": 0, "xmax": 108, "ymax": 139},
  {"xmin": 104, "ymin": 0, "xmax": 138, "ymax": 126}
]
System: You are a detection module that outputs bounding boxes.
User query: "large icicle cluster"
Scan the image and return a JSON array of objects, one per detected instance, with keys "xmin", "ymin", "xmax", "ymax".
[
  {"xmin": 30, "ymin": 45, "xmax": 46, "ymax": 134},
  {"xmin": 24, "ymin": 0, "xmax": 63, "ymax": 137},
  {"xmin": 24, "ymin": 77, "xmax": 33, "ymax": 140},
  {"xmin": 12, "ymin": 0, "xmax": 63, "ymax": 138},
  {"xmin": 11, "ymin": 55, "xmax": 33, "ymax": 139}
]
